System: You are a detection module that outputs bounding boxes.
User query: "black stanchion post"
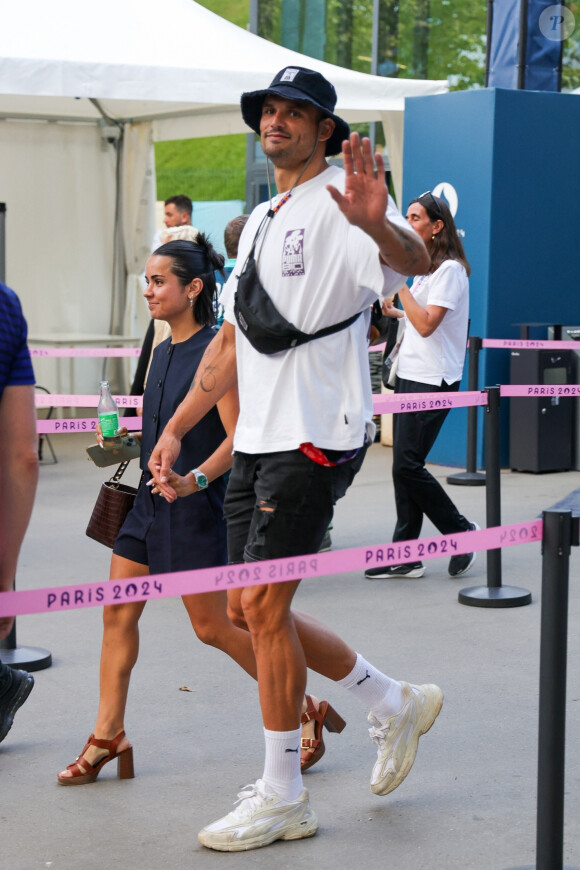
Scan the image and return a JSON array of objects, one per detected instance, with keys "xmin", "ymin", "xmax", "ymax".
[
  {"xmin": 536, "ymin": 510, "xmax": 578, "ymax": 870},
  {"xmin": 0, "ymin": 585, "xmax": 51, "ymax": 672},
  {"xmin": 458, "ymin": 386, "xmax": 531, "ymax": 607},
  {"xmin": 448, "ymin": 336, "xmax": 486, "ymax": 486},
  {"xmin": 507, "ymin": 510, "xmax": 580, "ymax": 870}
]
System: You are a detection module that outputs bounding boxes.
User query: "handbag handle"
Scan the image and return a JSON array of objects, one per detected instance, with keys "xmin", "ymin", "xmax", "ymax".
[{"xmin": 109, "ymin": 460, "xmax": 131, "ymax": 487}]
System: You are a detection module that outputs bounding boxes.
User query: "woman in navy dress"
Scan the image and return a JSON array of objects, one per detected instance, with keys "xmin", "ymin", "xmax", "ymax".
[
  {"xmin": 58, "ymin": 237, "xmax": 344, "ymax": 785},
  {"xmin": 58, "ymin": 238, "xmax": 258, "ymax": 785}
]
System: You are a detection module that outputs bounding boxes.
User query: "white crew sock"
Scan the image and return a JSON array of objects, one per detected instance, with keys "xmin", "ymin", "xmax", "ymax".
[
  {"xmin": 337, "ymin": 653, "xmax": 405, "ymax": 721},
  {"xmin": 261, "ymin": 727, "xmax": 303, "ymax": 801}
]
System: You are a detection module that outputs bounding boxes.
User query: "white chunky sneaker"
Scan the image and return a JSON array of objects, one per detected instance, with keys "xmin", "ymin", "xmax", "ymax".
[
  {"xmin": 368, "ymin": 681, "xmax": 444, "ymax": 796},
  {"xmin": 198, "ymin": 779, "xmax": 318, "ymax": 852}
]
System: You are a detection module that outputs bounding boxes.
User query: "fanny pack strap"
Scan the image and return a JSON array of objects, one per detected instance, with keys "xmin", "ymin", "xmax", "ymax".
[
  {"xmin": 235, "ymin": 181, "xmax": 363, "ymax": 353},
  {"xmin": 236, "ymin": 251, "xmax": 362, "ymax": 349}
]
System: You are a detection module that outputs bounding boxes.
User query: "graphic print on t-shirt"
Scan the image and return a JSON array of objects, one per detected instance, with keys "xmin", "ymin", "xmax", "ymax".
[{"xmin": 282, "ymin": 228, "xmax": 305, "ymax": 277}]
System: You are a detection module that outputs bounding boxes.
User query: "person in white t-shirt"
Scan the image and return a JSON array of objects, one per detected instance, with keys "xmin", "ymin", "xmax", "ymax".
[
  {"xmin": 148, "ymin": 67, "xmax": 444, "ymax": 852},
  {"xmin": 366, "ymin": 191, "xmax": 477, "ymax": 581}
]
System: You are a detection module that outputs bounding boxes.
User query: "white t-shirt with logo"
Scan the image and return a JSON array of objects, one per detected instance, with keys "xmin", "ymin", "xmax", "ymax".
[
  {"xmin": 220, "ymin": 165, "xmax": 409, "ymax": 454},
  {"xmin": 397, "ymin": 259, "xmax": 469, "ymax": 386}
]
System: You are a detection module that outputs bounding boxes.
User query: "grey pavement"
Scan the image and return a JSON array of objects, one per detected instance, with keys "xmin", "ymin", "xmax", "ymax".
[{"xmin": 2, "ymin": 434, "xmax": 580, "ymax": 870}]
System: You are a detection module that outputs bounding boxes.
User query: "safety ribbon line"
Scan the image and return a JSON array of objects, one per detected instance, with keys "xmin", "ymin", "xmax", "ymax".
[
  {"xmin": 372, "ymin": 390, "xmax": 487, "ymax": 415},
  {"xmin": 36, "ymin": 386, "xmax": 579, "ymax": 412},
  {"xmin": 30, "ymin": 347, "xmax": 141, "ymax": 358},
  {"xmin": 36, "ymin": 385, "xmax": 573, "ymax": 434},
  {"xmin": 500, "ymin": 384, "xmax": 580, "ymax": 397},
  {"xmin": 0, "ymin": 521, "xmax": 542, "ymax": 618},
  {"xmin": 36, "ymin": 418, "xmax": 143, "ymax": 434},
  {"xmin": 28, "ymin": 339, "xmax": 579, "ymax": 358},
  {"xmin": 481, "ymin": 339, "xmax": 580, "ymax": 351},
  {"xmin": 35, "ymin": 394, "xmax": 143, "ymax": 408}
]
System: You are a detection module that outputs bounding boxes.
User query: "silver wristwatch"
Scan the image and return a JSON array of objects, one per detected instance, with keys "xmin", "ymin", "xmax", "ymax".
[{"xmin": 191, "ymin": 468, "xmax": 209, "ymax": 490}]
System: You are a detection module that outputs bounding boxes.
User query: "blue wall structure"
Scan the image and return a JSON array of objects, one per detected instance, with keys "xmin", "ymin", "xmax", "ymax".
[{"xmin": 402, "ymin": 88, "xmax": 580, "ymax": 466}]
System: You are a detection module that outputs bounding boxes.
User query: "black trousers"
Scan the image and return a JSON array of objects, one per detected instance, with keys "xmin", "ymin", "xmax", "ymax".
[{"xmin": 392, "ymin": 376, "xmax": 471, "ymax": 543}]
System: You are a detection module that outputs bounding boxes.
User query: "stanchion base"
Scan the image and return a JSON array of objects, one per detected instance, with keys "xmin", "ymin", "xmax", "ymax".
[
  {"xmin": 458, "ymin": 585, "xmax": 532, "ymax": 608},
  {"xmin": 507, "ymin": 865, "xmax": 580, "ymax": 869},
  {"xmin": 446, "ymin": 471, "xmax": 486, "ymax": 486},
  {"xmin": 1, "ymin": 646, "xmax": 52, "ymax": 672}
]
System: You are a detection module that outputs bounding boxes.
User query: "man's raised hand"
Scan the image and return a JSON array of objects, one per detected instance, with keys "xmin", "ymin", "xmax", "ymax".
[{"xmin": 326, "ymin": 133, "xmax": 389, "ymax": 235}]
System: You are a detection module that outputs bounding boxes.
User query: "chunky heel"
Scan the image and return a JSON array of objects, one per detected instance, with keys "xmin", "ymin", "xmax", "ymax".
[
  {"xmin": 322, "ymin": 703, "xmax": 346, "ymax": 734},
  {"xmin": 117, "ymin": 746, "xmax": 134, "ymax": 779},
  {"xmin": 57, "ymin": 730, "xmax": 134, "ymax": 786},
  {"xmin": 300, "ymin": 695, "xmax": 347, "ymax": 772}
]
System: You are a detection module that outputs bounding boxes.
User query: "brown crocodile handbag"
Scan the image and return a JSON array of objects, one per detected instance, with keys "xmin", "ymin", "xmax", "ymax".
[{"xmin": 86, "ymin": 460, "xmax": 138, "ymax": 548}]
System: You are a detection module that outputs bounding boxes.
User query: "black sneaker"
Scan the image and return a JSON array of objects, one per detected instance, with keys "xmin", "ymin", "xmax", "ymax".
[
  {"xmin": 318, "ymin": 531, "xmax": 332, "ymax": 553},
  {"xmin": 448, "ymin": 522, "xmax": 480, "ymax": 577},
  {"xmin": 0, "ymin": 667, "xmax": 34, "ymax": 743},
  {"xmin": 365, "ymin": 562, "xmax": 425, "ymax": 579}
]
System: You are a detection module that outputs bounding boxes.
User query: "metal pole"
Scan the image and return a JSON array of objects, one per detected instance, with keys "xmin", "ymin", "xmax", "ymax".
[
  {"xmin": 448, "ymin": 336, "xmax": 486, "ymax": 485},
  {"xmin": 459, "ymin": 387, "xmax": 531, "ymax": 607},
  {"xmin": 466, "ymin": 337, "xmax": 482, "ymax": 473},
  {"xmin": 0, "ymin": 607, "xmax": 52, "ymax": 672},
  {"xmin": 507, "ymin": 511, "xmax": 579, "ymax": 870},
  {"xmin": 537, "ymin": 511, "xmax": 573, "ymax": 869},
  {"xmin": 484, "ymin": 0, "xmax": 494, "ymax": 87},
  {"xmin": 369, "ymin": 0, "xmax": 380, "ymax": 152},
  {"xmin": 485, "ymin": 385, "xmax": 502, "ymax": 587},
  {"xmin": 517, "ymin": 0, "xmax": 529, "ymax": 89}
]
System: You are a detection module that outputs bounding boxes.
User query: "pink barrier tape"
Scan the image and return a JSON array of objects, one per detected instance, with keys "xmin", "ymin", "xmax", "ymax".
[
  {"xmin": 373, "ymin": 390, "xmax": 487, "ymax": 415},
  {"xmin": 481, "ymin": 339, "xmax": 580, "ymax": 351},
  {"xmin": 30, "ymin": 347, "xmax": 141, "ymax": 358},
  {"xmin": 501, "ymin": 384, "xmax": 580, "ymax": 398},
  {"xmin": 35, "ymin": 394, "xmax": 143, "ymax": 408},
  {"xmin": 0, "ymin": 520, "xmax": 541, "ymax": 618},
  {"xmin": 36, "ymin": 418, "xmax": 143, "ymax": 434}
]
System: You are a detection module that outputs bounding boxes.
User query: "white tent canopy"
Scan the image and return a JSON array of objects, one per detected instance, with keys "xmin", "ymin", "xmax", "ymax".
[{"xmin": 0, "ymin": 0, "xmax": 447, "ymax": 392}]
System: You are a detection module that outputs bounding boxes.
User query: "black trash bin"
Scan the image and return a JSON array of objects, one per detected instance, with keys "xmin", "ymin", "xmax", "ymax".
[{"xmin": 509, "ymin": 348, "xmax": 575, "ymax": 472}]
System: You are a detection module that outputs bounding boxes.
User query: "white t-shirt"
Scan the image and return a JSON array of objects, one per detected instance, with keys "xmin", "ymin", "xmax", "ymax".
[
  {"xmin": 397, "ymin": 259, "xmax": 469, "ymax": 386},
  {"xmin": 221, "ymin": 165, "xmax": 409, "ymax": 453}
]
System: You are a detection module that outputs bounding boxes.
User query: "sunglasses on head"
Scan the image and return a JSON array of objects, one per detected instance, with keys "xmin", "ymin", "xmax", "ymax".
[{"xmin": 418, "ymin": 190, "xmax": 443, "ymax": 220}]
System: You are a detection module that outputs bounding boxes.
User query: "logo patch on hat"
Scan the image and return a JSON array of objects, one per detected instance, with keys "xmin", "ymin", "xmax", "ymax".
[{"xmin": 280, "ymin": 68, "xmax": 300, "ymax": 82}]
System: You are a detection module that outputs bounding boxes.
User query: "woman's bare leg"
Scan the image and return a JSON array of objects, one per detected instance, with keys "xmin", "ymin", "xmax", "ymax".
[
  {"xmin": 228, "ymin": 591, "xmax": 357, "ymax": 681},
  {"xmin": 181, "ymin": 590, "xmax": 257, "ymax": 678},
  {"xmin": 58, "ymin": 554, "xmax": 147, "ymax": 778}
]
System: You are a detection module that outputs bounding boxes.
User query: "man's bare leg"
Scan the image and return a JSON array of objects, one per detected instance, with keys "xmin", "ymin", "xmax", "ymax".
[
  {"xmin": 240, "ymin": 579, "xmax": 305, "ymax": 732},
  {"xmin": 227, "ymin": 591, "xmax": 442, "ymax": 797}
]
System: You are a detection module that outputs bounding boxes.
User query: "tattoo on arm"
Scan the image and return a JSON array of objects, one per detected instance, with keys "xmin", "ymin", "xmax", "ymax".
[
  {"xmin": 381, "ymin": 224, "xmax": 421, "ymax": 270},
  {"xmin": 199, "ymin": 365, "xmax": 218, "ymax": 393}
]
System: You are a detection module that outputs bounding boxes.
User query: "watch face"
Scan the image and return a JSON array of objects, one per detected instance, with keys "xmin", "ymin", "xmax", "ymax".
[{"xmin": 195, "ymin": 470, "xmax": 208, "ymax": 489}]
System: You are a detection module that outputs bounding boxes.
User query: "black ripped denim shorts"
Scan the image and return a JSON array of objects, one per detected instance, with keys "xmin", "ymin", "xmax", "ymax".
[{"xmin": 224, "ymin": 446, "xmax": 367, "ymax": 564}]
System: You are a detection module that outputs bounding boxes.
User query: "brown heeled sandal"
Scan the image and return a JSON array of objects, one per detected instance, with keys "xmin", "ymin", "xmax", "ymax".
[
  {"xmin": 300, "ymin": 694, "xmax": 346, "ymax": 772},
  {"xmin": 57, "ymin": 730, "xmax": 134, "ymax": 786}
]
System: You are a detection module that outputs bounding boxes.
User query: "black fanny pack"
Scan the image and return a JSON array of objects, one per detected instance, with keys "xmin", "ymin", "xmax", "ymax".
[{"xmin": 234, "ymin": 252, "xmax": 362, "ymax": 355}]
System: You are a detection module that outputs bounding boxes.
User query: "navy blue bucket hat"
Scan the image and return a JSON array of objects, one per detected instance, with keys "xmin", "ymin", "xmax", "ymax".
[{"xmin": 241, "ymin": 67, "xmax": 350, "ymax": 156}]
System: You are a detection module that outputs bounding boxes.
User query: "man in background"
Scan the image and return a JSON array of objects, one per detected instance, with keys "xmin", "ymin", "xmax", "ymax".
[
  {"xmin": 151, "ymin": 194, "xmax": 197, "ymax": 253},
  {"xmin": 133, "ymin": 195, "xmax": 200, "ymax": 402},
  {"xmin": 0, "ymin": 281, "xmax": 38, "ymax": 743},
  {"xmin": 163, "ymin": 194, "xmax": 194, "ymax": 229}
]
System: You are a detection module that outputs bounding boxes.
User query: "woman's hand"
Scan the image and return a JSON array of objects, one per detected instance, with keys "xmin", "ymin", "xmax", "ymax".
[
  {"xmin": 97, "ymin": 424, "xmax": 142, "ymax": 449},
  {"xmin": 96, "ymin": 423, "xmax": 128, "ymax": 447},
  {"xmin": 382, "ymin": 297, "xmax": 405, "ymax": 319},
  {"xmin": 147, "ymin": 468, "xmax": 198, "ymax": 500}
]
